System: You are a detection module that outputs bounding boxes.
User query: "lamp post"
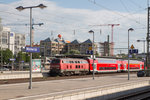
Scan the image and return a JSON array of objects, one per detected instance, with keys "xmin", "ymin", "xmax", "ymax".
[
  {"xmin": 8, "ymin": 43, "xmax": 14, "ymax": 73},
  {"xmin": 128, "ymin": 28, "xmax": 134, "ymax": 80},
  {"xmin": 16, "ymin": 4, "xmax": 46, "ymax": 89},
  {"xmin": 137, "ymin": 39, "xmax": 146, "ymax": 70},
  {"xmin": 89, "ymin": 30, "xmax": 95, "ymax": 80},
  {"xmin": 137, "ymin": 39, "xmax": 146, "ymax": 54},
  {"xmin": 0, "ymin": 31, "xmax": 2, "ymax": 73}
]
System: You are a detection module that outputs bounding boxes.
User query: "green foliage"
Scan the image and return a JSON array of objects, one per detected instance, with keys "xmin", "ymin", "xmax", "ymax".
[
  {"xmin": 116, "ymin": 53, "xmax": 127, "ymax": 59},
  {"xmin": 25, "ymin": 53, "xmax": 30, "ymax": 62},
  {"xmin": 16, "ymin": 51, "xmax": 27, "ymax": 63},
  {"xmin": 32, "ymin": 53, "xmax": 40, "ymax": 59},
  {"xmin": 64, "ymin": 49, "xmax": 80, "ymax": 55},
  {"xmin": 2, "ymin": 49, "xmax": 13, "ymax": 64},
  {"xmin": 16, "ymin": 52, "xmax": 40, "ymax": 63},
  {"xmin": 95, "ymin": 52, "xmax": 99, "ymax": 57},
  {"xmin": 69, "ymin": 49, "xmax": 80, "ymax": 55}
]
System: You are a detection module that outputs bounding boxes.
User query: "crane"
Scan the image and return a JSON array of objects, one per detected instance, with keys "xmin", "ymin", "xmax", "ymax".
[
  {"xmin": 90, "ymin": 24, "xmax": 120, "ymax": 56},
  {"xmin": 3, "ymin": 19, "xmax": 44, "ymax": 45}
]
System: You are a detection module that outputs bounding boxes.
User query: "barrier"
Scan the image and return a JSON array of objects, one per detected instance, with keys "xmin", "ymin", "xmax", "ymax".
[
  {"xmin": 0, "ymin": 72, "xmax": 43, "ymax": 80},
  {"xmin": 35, "ymin": 80, "xmax": 150, "ymax": 100}
]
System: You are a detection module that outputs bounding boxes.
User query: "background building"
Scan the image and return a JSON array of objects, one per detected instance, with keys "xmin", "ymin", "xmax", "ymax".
[
  {"xmin": 40, "ymin": 37, "xmax": 66, "ymax": 57},
  {"xmin": 67, "ymin": 39, "xmax": 98, "ymax": 55},
  {"xmin": 100, "ymin": 41, "xmax": 112, "ymax": 56},
  {"xmin": 68, "ymin": 39, "xmax": 81, "ymax": 53},
  {"xmin": 0, "ymin": 27, "xmax": 25, "ymax": 55},
  {"xmin": 40, "ymin": 37, "xmax": 99, "ymax": 57}
]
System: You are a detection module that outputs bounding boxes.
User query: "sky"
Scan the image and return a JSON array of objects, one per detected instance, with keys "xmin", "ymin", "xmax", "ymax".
[{"xmin": 0, "ymin": 0, "xmax": 149, "ymax": 54}]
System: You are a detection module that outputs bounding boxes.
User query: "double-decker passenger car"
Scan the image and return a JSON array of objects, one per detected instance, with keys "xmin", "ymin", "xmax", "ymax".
[
  {"xmin": 94, "ymin": 58, "xmax": 123, "ymax": 73},
  {"xmin": 124, "ymin": 60, "xmax": 144, "ymax": 71}
]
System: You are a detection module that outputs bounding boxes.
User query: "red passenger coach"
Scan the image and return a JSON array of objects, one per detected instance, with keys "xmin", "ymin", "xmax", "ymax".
[
  {"xmin": 95, "ymin": 58, "xmax": 123, "ymax": 73},
  {"xmin": 124, "ymin": 60, "xmax": 144, "ymax": 71},
  {"xmin": 50, "ymin": 58, "xmax": 89, "ymax": 76},
  {"xmin": 86, "ymin": 58, "xmax": 97, "ymax": 73}
]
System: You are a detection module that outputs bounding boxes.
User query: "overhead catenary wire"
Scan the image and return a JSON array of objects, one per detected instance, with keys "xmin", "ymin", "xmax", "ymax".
[
  {"xmin": 88, "ymin": 0, "xmax": 146, "ymax": 26},
  {"xmin": 130, "ymin": 0, "xmax": 145, "ymax": 9},
  {"xmin": 120, "ymin": 0, "xmax": 130, "ymax": 13},
  {"xmin": 0, "ymin": 1, "xmax": 146, "ymax": 32},
  {"xmin": 0, "ymin": 0, "xmax": 146, "ymax": 40}
]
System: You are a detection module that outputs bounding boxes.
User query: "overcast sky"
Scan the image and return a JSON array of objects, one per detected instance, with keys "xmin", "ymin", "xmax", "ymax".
[{"xmin": 0, "ymin": 0, "xmax": 148, "ymax": 54}]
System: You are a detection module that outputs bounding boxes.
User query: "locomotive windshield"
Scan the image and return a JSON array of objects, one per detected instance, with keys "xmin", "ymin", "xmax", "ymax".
[{"xmin": 51, "ymin": 59, "xmax": 60, "ymax": 64}]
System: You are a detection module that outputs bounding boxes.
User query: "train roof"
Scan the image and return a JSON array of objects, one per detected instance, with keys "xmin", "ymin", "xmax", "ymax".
[
  {"xmin": 52, "ymin": 58, "xmax": 87, "ymax": 60},
  {"xmin": 55, "ymin": 54, "xmax": 90, "ymax": 59}
]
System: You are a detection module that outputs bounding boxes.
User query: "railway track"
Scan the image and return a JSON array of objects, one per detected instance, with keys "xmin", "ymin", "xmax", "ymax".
[{"xmin": 0, "ymin": 72, "xmax": 136, "ymax": 85}]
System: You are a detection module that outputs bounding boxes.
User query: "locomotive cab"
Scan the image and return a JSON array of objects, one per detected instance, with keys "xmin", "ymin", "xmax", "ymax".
[{"xmin": 50, "ymin": 59, "xmax": 61, "ymax": 75}]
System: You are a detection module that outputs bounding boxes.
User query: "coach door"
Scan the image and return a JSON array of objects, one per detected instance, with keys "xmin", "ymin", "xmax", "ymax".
[
  {"xmin": 124, "ymin": 64, "xmax": 127, "ymax": 71},
  {"xmin": 118, "ymin": 64, "xmax": 121, "ymax": 72},
  {"xmin": 93, "ymin": 63, "xmax": 97, "ymax": 72},
  {"xmin": 140, "ymin": 64, "xmax": 142, "ymax": 70}
]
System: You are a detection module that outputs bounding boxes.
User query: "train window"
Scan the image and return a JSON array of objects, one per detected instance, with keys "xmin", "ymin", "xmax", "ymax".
[
  {"xmin": 66, "ymin": 61, "xmax": 69, "ymax": 63},
  {"xmin": 81, "ymin": 65, "xmax": 83, "ymax": 68},
  {"xmin": 79, "ymin": 65, "xmax": 80, "ymax": 68},
  {"xmin": 76, "ymin": 65, "xmax": 78, "ymax": 68},
  {"xmin": 71, "ymin": 61, "xmax": 74, "ymax": 63},
  {"xmin": 51, "ymin": 59, "xmax": 60, "ymax": 64},
  {"xmin": 70, "ymin": 66, "xmax": 72, "ymax": 69},
  {"xmin": 62, "ymin": 60, "xmax": 64, "ymax": 63},
  {"xmin": 97, "ymin": 59, "xmax": 116, "ymax": 63},
  {"xmin": 78, "ymin": 61, "xmax": 80, "ymax": 63},
  {"xmin": 69, "ymin": 61, "xmax": 72, "ymax": 63},
  {"xmin": 75, "ymin": 61, "xmax": 77, "ymax": 63},
  {"xmin": 67, "ymin": 66, "xmax": 68, "ymax": 69}
]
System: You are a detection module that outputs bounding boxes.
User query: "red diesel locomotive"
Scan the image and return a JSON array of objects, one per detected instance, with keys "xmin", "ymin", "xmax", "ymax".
[
  {"xmin": 50, "ymin": 57, "xmax": 144, "ymax": 76},
  {"xmin": 50, "ymin": 58, "xmax": 89, "ymax": 75}
]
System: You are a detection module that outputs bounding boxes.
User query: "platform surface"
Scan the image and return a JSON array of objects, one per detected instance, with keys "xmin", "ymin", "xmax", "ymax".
[{"xmin": 0, "ymin": 73, "xmax": 149, "ymax": 100}]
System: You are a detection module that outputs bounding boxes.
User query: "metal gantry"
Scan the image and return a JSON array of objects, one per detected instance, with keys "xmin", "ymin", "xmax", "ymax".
[{"xmin": 146, "ymin": 7, "xmax": 150, "ymax": 76}]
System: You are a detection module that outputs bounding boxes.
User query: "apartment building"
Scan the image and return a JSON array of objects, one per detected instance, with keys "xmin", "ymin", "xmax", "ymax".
[
  {"xmin": 68, "ymin": 39, "xmax": 81, "ymax": 53},
  {"xmin": 40, "ymin": 38, "xmax": 66, "ymax": 57},
  {"xmin": 40, "ymin": 37, "xmax": 98, "ymax": 56},
  {"xmin": 0, "ymin": 27, "xmax": 25, "ymax": 55},
  {"xmin": 68, "ymin": 39, "xmax": 98, "ymax": 55}
]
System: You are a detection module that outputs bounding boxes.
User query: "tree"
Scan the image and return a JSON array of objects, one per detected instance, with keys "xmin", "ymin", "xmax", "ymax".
[
  {"xmin": 25, "ymin": 53, "xmax": 30, "ymax": 62},
  {"xmin": 2, "ymin": 49, "xmax": 13, "ymax": 64},
  {"xmin": 69, "ymin": 49, "xmax": 80, "ymax": 55},
  {"xmin": 16, "ymin": 52, "xmax": 40, "ymax": 63},
  {"xmin": 95, "ymin": 52, "xmax": 99, "ymax": 57},
  {"xmin": 16, "ymin": 52, "xmax": 27, "ymax": 63},
  {"xmin": 32, "ymin": 53, "xmax": 40, "ymax": 59}
]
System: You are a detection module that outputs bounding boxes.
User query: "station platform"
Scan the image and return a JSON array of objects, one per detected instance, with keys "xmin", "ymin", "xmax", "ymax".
[{"xmin": 0, "ymin": 74, "xmax": 150, "ymax": 100}]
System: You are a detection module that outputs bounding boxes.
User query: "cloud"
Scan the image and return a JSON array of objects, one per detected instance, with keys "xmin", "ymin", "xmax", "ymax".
[{"xmin": 0, "ymin": 0, "xmax": 146, "ymax": 54}]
